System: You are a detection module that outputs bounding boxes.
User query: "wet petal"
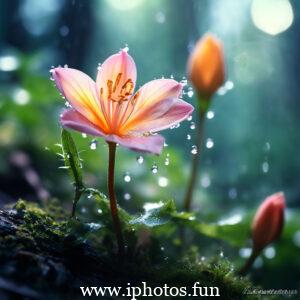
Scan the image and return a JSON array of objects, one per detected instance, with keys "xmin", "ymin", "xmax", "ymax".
[
  {"xmin": 105, "ymin": 134, "xmax": 165, "ymax": 155},
  {"xmin": 128, "ymin": 99, "xmax": 194, "ymax": 133},
  {"xmin": 121, "ymin": 79, "xmax": 182, "ymax": 130},
  {"xmin": 96, "ymin": 50, "xmax": 137, "ymax": 132},
  {"xmin": 60, "ymin": 109, "xmax": 106, "ymax": 137},
  {"xmin": 52, "ymin": 67, "xmax": 107, "ymax": 130}
]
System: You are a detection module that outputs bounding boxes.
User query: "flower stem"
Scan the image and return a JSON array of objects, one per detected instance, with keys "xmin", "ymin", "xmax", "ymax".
[
  {"xmin": 107, "ymin": 142, "xmax": 125, "ymax": 258},
  {"xmin": 238, "ymin": 250, "xmax": 259, "ymax": 276},
  {"xmin": 183, "ymin": 111, "xmax": 206, "ymax": 211}
]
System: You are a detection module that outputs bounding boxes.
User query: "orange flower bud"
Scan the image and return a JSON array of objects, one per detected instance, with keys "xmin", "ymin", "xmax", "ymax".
[
  {"xmin": 187, "ymin": 33, "xmax": 225, "ymax": 102},
  {"xmin": 252, "ymin": 192, "xmax": 285, "ymax": 254}
]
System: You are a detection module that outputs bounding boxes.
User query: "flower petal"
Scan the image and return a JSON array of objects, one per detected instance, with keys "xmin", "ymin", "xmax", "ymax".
[
  {"xmin": 52, "ymin": 67, "xmax": 108, "ymax": 131},
  {"xmin": 105, "ymin": 134, "xmax": 165, "ymax": 155},
  {"xmin": 60, "ymin": 109, "xmax": 106, "ymax": 137},
  {"xmin": 120, "ymin": 79, "xmax": 183, "ymax": 131},
  {"xmin": 128, "ymin": 99, "xmax": 194, "ymax": 133}
]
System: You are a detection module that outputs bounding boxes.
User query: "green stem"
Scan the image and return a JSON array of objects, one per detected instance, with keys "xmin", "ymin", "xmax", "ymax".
[
  {"xmin": 183, "ymin": 111, "xmax": 206, "ymax": 211},
  {"xmin": 71, "ymin": 188, "xmax": 81, "ymax": 218},
  {"xmin": 107, "ymin": 142, "xmax": 125, "ymax": 258},
  {"xmin": 238, "ymin": 250, "xmax": 259, "ymax": 276}
]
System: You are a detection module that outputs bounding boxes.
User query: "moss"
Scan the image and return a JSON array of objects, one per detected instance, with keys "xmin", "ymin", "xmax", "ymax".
[{"xmin": 0, "ymin": 200, "xmax": 278, "ymax": 300}]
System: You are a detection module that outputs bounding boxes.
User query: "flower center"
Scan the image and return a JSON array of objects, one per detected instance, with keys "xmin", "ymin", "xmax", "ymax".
[{"xmin": 105, "ymin": 72, "xmax": 134, "ymax": 103}]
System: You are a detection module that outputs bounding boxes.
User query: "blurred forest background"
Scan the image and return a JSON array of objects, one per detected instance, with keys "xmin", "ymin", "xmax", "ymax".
[{"xmin": 0, "ymin": 0, "xmax": 299, "ymax": 291}]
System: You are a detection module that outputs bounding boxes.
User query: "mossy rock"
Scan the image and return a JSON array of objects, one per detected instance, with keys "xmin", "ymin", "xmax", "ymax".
[{"xmin": 0, "ymin": 200, "xmax": 276, "ymax": 300}]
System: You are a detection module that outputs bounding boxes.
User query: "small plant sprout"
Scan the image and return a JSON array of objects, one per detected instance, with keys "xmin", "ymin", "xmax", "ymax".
[
  {"xmin": 239, "ymin": 192, "xmax": 285, "ymax": 275},
  {"xmin": 51, "ymin": 49, "xmax": 194, "ymax": 257},
  {"xmin": 184, "ymin": 33, "xmax": 225, "ymax": 212},
  {"xmin": 61, "ymin": 129, "xmax": 84, "ymax": 218}
]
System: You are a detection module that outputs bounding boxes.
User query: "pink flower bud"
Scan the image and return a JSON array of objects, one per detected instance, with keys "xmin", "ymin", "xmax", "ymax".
[{"xmin": 252, "ymin": 192, "xmax": 285, "ymax": 253}]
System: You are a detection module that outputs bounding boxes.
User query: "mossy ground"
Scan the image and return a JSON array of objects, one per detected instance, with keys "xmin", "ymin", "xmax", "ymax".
[{"xmin": 0, "ymin": 200, "xmax": 277, "ymax": 300}]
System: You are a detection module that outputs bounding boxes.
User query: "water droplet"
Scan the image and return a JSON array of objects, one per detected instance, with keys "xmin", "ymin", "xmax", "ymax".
[
  {"xmin": 186, "ymin": 134, "xmax": 191, "ymax": 140},
  {"xmin": 201, "ymin": 256, "xmax": 206, "ymax": 261},
  {"xmin": 136, "ymin": 155, "xmax": 144, "ymax": 164},
  {"xmin": 220, "ymin": 251, "xmax": 224, "ymax": 258},
  {"xmin": 81, "ymin": 207, "xmax": 86, "ymax": 213},
  {"xmin": 217, "ymin": 86, "xmax": 227, "ymax": 96},
  {"xmin": 90, "ymin": 140, "xmax": 97, "ymax": 150},
  {"xmin": 293, "ymin": 230, "xmax": 300, "ymax": 247},
  {"xmin": 206, "ymin": 138, "xmax": 214, "ymax": 149},
  {"xmin": 187, "ymin": 87, "xmax": 194, "ymax": 98},
  {"xmin": 158, "ymin": 176, "xmax": 168, "ymax": 187},
  {"xmin": 65, "ymin": 101, "xmax": 71, "ymax": 108},
  {"xmin": 151, "ymin": 164, "xmax": 158, "ymax": 174},
  {"xmin": 164, "ymin": 157, "xmax": 170, "ymax": 166},
  {"xmin": 201, "ymin": 174, "xmax": 211, "ymax": 188},
  {"xmin": 160, "ymin": 246, "xmax": 165, "ymax": 251},
  {"xmin": 13, "ymin": 88, "xmax": 30, "ymax": 105},
  {"xmin": 253, "ymin": 257, "xmax": 263, "ymax": 268},
  {"xmin": 207, "ymin": 111, "xmax": 215, "ymax": 119},
  {"xmin": 180, "ymin": 77, "xmax": 187, "ymax": 86},
  {"xmin": 123, "ymin": 44, "xmax": 129, "ymax": 52},
  {"xmin": 59, "ymin": 25, "xmax": 69, "ymax": 37},
  {"xmin": 87, "ymin": 194, "xmax": 93, "ymax": 199},
  {"xmin": 97, "ymin": 209, "xmax": 102, "ymax": 214},
  {"xmin": 0, "ymin": 55, "xmax": 20, "ymax": 71},
  {"xmin": 228, "ymin": 187, "xmax": 238, "ymax": 199},
  {"xmin": 239, "ymin": 248, "xmax": 252, "ymax": 258},
  {"xmin": 87, "ymin": 222, "xmax": 101, "ymax": 230},
  {"xmin": 187, "ymin": 115, "xmax": 193, "ymax": 121},
  {"xmin": 225, "ymin": 80, "xmax": 234, "ymax": 90},
  {"xmin": 264, "ymin": 246, "xmax": 276, "ymax": 259},
  {"xmin": 124, "ymin": 193, "xmax": 131, "ymax": 200},
  {"xmin": 190, "ymin": 122, "xmax": 196, "ymax": 130},
  {"xmin": 64, "ymin": 64, "xmax": 68, "ymax": 68},
  {"xmin": 82, "ymin": 133, "xmax": 87, "ymax": 138},
  {"xmin": 124, "ymin": 172, "xmax": 131, "ymax": 182},
  {"xmin": 191, "ymin": 145, "xmax": 198, "ymax": 155},
  {"xmin": 262, "ymin": 161, "xmax": 269, "ymax": 173},
  {"xmin": 155, "ymin": 11, "xmax": 165, "ymax": 23},
  {"xmin": 263, "ymin": 142, "xmax": 271, "ymax": 152},
  {"xmin": 164, "ymin": 142, "xmax": 168, "ymax": 147}
]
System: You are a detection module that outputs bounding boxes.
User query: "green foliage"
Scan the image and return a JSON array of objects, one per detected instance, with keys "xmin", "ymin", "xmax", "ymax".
[
  {"xmin": 61, "ymin": 128, "xmax": 84, "ymax": 190},
  {"xmin": 0, "ymin": 199, "xmax": 273, "ymax": 300}
]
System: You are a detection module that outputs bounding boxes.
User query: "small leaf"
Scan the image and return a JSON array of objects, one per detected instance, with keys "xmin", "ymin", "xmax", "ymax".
[
  {"xmin": 130, "ymin": 199, "xmax": 176, "ymax": 227},
  {"xmin": 61, "ymin": 129, "xmax": 84, "ymax": 189}
]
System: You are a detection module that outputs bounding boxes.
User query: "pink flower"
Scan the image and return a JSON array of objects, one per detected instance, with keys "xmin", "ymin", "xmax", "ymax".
[
  {"xmin": 51, "ymin": 50, "xmax": 194, "ymax": 154},
  {"xmin": 252, "ymin": 192, "xmax": 285, "ymax": 253}
]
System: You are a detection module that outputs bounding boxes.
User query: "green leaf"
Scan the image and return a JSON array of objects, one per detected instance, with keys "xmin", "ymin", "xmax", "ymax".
[
  {"xmin": 130, "ymin": 199, "xmax": 176, "ymax": 227},
  {"xmin": 61, "ymin": 129, "xmax": 84, "ymax": 189}
]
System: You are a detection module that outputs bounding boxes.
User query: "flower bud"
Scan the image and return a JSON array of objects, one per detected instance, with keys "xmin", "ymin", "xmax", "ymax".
[
  {"xmin": 187, "ymin": 33, "xmax": 225, "ymax": 104},
  {"xmin": 252, "ymin": 192, "xmax": 285, "ymax": 254}
]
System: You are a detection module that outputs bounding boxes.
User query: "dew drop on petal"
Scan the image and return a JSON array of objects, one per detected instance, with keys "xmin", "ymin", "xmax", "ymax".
[
  {"xmin": 124, "ymin": 172, "xmax": 131, "ymax": 182},
  {"xmin": 136, "ymin": 155, "xmax": 144, "ymax": 164},
  {"xmin": 151, "ymin": 164, "xmax": 158, "ymax": 174},
  {"xmin": 191, "ymin": 145, "xmax": 198, "ymax": 155}
]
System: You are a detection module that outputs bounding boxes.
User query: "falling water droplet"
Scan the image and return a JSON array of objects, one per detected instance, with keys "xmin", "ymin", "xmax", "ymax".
[
  {"xmin": 124, "ymin": 172, "xmax": 131, "ymax": 182},
  {"xmin": 136, "ymin": 156, "xmax": 144, "ymax": 164},
  {"xmin": 206, "ymin": 138, "xmax": 214, "ymax": 149},
  {"xmin": 207, "ymin": 111, "xmax": 215, "ymax": 119},
  {"xmin": 187, "ymin": 134, "xmax": 191, "ymax": 140},
  {"xmin": 187, "ymin": 115, "xmax": 193, "ymax": 121},
  {"xmin": 201, "ymin": 174, "xmax": 211, "ymax": 188},
  {"xmin": 190, "ymin": 122, "xmax": 196, "ymax": 130},
  {"xmin": 262, "ymin": 161, "xmax": 269, "ymax": 173},
  {"xmin": 151, "ymin": 164, "xmax": 158, "ymax": 174},
  {"xmin": 123, "ymin": 44, "xmax": 129, "ymax": 52},
  {"xmin": 164, "ymin": 157, "xmax": 170, "ymax": 166},
  {"xmin": 191, "ymin": 145, "xmax": 198, "ymax": 155},
  {"xmin": 124, "ymin": 193, "xmax": 131, "ymax": 200},
  {"xmin": 90, "ymin": 140, "xmax": 97, "ymax": 150},
  {"xmin": 187, "ymin": 87, "xmax": 194, "ymax": 98},
  {"xmin": 97, "ymin": 209, "xmax": 103, "ymax": 214},
  {"xmin": 180, "ymin": 77, "xmax": 187, "ymax": 86},
  {"xmin": 158, "ymin": 176, "xmax": 168, "ymax": 187},
  {"xmin": 164, "ymin": 142, "xmax": 168, "ymax": 147}
]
